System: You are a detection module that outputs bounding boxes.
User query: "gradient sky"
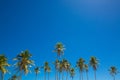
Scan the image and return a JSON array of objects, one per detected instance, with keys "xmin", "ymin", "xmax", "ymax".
[{"xmin": 0, "ymin": 0, "xmax": 120, "ymax": 80}]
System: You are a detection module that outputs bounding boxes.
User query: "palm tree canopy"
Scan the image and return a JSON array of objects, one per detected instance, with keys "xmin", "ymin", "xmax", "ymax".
[
  {"xmin": 34, "ymin": 67, "xmax": 40, "ymax": 74},
  {"xmin": 53, "ymin": 59, "xmax": 60, "ymax": 70},
  {"xmin": 43, "ymin": 62, "xmax": 51, "ymax": 73},
  {"xmin": 109, "ymin": 66, "xmax": 119, "ymax": 76},
  {"xmin": 89, "ymin": 56, "xmax": 99, "ymax": 71},
  {"xmin": 70, "ymin": 68, "xmax": 75, "ymax": 78},
  {"xmin": 76, "ymin": 58, "xmax": 85, "ymax": 72},
  {"xmin": 13, "ymin": 50, "xmax": 34, "ymax": 74},
  {"xmin": 54, "ymin": 42, "xmax": 65, "ymax": 56},
  {"xmin": 0, "ymin": 54, "xmax": 10, "ymax": 74},
  {"xmin": 84, "ymin": 64, "xmax": 88, "ymax": 72}
]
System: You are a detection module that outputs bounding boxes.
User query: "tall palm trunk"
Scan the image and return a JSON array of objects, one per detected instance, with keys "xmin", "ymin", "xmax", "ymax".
[
  {"xmin": 35, "ymin": 74, "xmax": 37, "ymax": 80},
  {"xmin": 1, "ymin": 73, "xmax": 4, "ymax": 80},
  {"xmin": 113, "ymin": 76, "xmax": 115, "ymax": 80},
  {"xmin": 55, "ymin": 70, "xmax": 56, "ymax": 80},
  {"xmin": 62, "ymin": 72, "xmax": 64, "ymax": 80},
  {"xmin": 81, "ymin": 72, "xmax": 83, "ymax": 80},
  {"xmin": 19, "ymin": 71, "xmax": 22, "ymax": 80},
  {"xmin": 79, "ymin": 71, "xmax": 83, "ymax": 80},
  {"xmin": 44, "ymin": 72, "xmax": 46, "ymax": 80},
  {"xmin": 48, "ymin": 73, "xmax": 49, "ymax": 80},
  {"xmin": 66, "ymin": 71, "xmax": 68, "ymax": 80},
  {"xmin": 94, "ymin": 70, "xmax": 96, "ymax": 80},
  {"xmin": 56, "ymin": 70, "xmax": 58, "ymax": 80},
  {"xmin": 59, "ymin": 72, "xmax": 61, "ymax": 80},
  {"xmin": 86, "ymin": 71, "xmax": 89, "ymax": 80}
]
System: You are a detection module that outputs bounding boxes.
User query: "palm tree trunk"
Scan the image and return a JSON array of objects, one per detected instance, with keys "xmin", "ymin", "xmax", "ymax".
[
  {"xmin": 44, "ymin": 72, "xmax": 46, "ymax": 80},
  {"xmin": 1, "ymin": 73, "xmax": 4, "ymax": 80},
  {"xmin": 48, "ymin": 73, "xmax": 49, "ymax": 80},
  {"xmin": 59, "ymin": 72, "xmax": 60, "ymax": 80},
  {"xmin": 86, "ymin": 71, "xmax": 89, "ymax": 80},
  {"xmin": 66, "ymin": 71, "xmax": 68, "ymax": 80},
  {"xmin": 113, "ymin": 76, "xmax": 115, "ymax": 80},
  {"xmin": 19, "ymin": 71, "xmax": 22, "ymax": 80},
  {"xmin": 55, "ymin": 70, "xmax": 56, "ymax": 80},
  {"xmin": 57, "ymin": 70, "xmax": 59, "ymax": 80},
  {"xmin": 94, "ymin": 70, "xmax": 96, "ymax": 80},
  {"xmin": 35, "ymin": 74, "xmax": 37, "ymax": 80},
  {"xmin": 81, "ymin": 72, "xmax": 83, "ymax": 80},
  {"xmin": 62, "ymin": 72, "xmax": 64, "ymax": 80}
]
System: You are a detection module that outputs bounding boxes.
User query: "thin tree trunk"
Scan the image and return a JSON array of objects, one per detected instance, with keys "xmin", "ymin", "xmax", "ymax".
[
  {"xmin": 94, "ymin": 70, "xmax": 96, "ymax": 80},
  {"xmin": 62, "ymin": 71, "xmax": 64, "ymax": 80},
  {"xmin": 113, "ymin": 76, "xmax": 115, "ymax": 80},
  {"xmin": 59, "ymin": 72, "xmax": 60, "ymax": 80},
  {"xmin": 57, "ymin": 70, "xmax": 58, "ymax": 80},
  {"xmin": 86, "ymin": 71, "xmax": 89, "ymax": 80},
  {"xmin": 19, "ymin": 71, "xmax": 22, "ymax": 80},
  {"xmin": 81, "ymin": 72, "xmax": 83, "ymax": 80},
  {"xmin": 1, "ymin": 73, "xmax": 4, "ymax": 80},
  {"xmin": 44, "ymin": 72, "xmax": 46, "ymax": 80},
  {"xmin": 55, "ymin": 70, "xmax": 56, "ymax": 80},
  {"xmin": 66, "ymin": 71, "xmax": 68, "ymax": 80},
  {"xmin": 48, "ymin": 73, "xmax": 49, "ymax": 80},
  {"xmin": 35, "ymin": 74, "xmax": 37, "ymax": 80}
]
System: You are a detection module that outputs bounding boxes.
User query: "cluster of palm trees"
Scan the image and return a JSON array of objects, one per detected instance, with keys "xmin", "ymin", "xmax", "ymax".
[{"xmin": 0, "ymin": 42, "xmax": 119, "ymax": 80}]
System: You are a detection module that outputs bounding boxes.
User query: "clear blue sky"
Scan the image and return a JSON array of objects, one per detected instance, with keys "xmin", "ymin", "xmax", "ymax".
[{"xmin": 0, "ymin": 0, "xmax": 120, "ymax": 80}]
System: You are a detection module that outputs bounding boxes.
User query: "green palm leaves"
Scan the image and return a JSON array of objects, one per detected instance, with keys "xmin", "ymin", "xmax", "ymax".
[
  {"xmin": 54, "ymin": 42, "xmax": 65, "ymax": 58},
  {"xmin": 34, "ymin": 67, "xmax": 40, "ymax": 80},
  {"xmin": 69, "ymin": 68, "xmax": 75, "ymax": 80},
  {"xmin": 0, "ymin": 54, "xmax": 10, "ymax": 80},
  {"xmin": 109, "ymin": 66, "xmax": 119, "ymax": 80},
  {"xmin": 13, "ymin": 50, "xmax": 34, "ymax": 79},
  {"xmin": 76, "ymin": 58, "xmax": 85, "ymax": 80},
  {"xmin": 89, "ymin": 56, "xmax": 99, "ymax": 80},
  {"xmin": 43, "ymin": 62, "xmax": 51, "ymax": 80}
]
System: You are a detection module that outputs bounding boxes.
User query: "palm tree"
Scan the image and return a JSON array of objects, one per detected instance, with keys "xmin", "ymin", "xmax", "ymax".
[
  {"xmin": 69, "ymin": 68, "xmax": 75, "ymax": 80},
  {"xmin": 64, "ymin": 60, "xmax": 70, "ymax": 80},
  {"xmin": 84, "ymin": 64, "xmax": 89, "ymax": 80},
  {"xmin": 89, "ymin": 56, "xmax": 99, "ymax": 80},
  {"xmin": 43, "ymin": 62, "xmax": 51, "ymax": 80},
  {"xmin": 76, "ymin": 58, "xmax": 85, "ymax": 80},
  {"xmin": 34, "ymin": 67, "xmax": 40, "ymax": 80},
  {"xmin": 58, "ymin": 61, "xmax": 63, "ymax": 80},
  {"xmin": 8, "ymin": 75, "xmax": 18, "ymax": 80},
  {"xmin": 54, "ymin": 42, "xmax": 65, "ymax": 58},
  {"xmin": 13, "ymin": 50, "xmax": 34, "ymax": 80},
  {"xmin": 108, "ymin": 66, "xmax": 119, "ymax": 80},
  {"xmin": 53, "ymin": 59, "xmax": 60, "ymax": 80},
  {"xmin": 0, "ymin": 54, "xmax": 10, "ymax": 80}
]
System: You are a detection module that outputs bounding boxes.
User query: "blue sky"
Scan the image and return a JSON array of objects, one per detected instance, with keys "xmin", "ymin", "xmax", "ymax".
[{"xmin": 0, "ymin": 0, "xmax": 120, "ymax": 80}]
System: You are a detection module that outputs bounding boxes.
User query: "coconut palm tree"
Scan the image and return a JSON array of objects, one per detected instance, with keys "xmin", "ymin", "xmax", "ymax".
[
  {"xmin": 89, "ymin": 56, "xmax": 99, "ymax": 80},
  {"xmin": 53, "ymin": 59, "xmax": 60, "ymax": 80},
  {"xmin": 58, "ymin": 61, "xmax": 63, "ymax": 80},
  {"xmin": 69, "ymin": 68, "xmax": 75, "ymax": 80},
  {"xmin": 0, "ymin": 54, "xmax": 10, "ymax": 80},
  {"xmin": 64, "ymin": 60, "xmax": 70, "ymax": 80},
  {"xmin": 13, "ymin": 50, "xmax": 34, "ymax": 80},
  {"xmin": 84, "ymin": 64, "xmax": 89, "ymax": 80},
  {"xmin": 54, "ymin": 42, "xmax": 65, "ymax": 58},
  {"xmin": 8, "ymin": 75, "xmax": 18, "ymax": 80},
  {"xmin": 108, "ymin": 66, "xmax": 119, "ymax": 80},
  {"xmin": 76, "ymin": 58, "xmax": 85, "ymax": 80},
  {"xmin": 43, "ymin": 62, "xmax": 51, "ymax": 80},
  {"xmin": 34, "ymin": 67, "xmax": 40, "ymax": 80}
]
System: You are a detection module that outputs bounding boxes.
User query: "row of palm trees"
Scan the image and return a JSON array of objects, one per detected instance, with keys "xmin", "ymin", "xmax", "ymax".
[{"xmin": 0, "ymin": 42, "xmax": 119, "ymax": 80}]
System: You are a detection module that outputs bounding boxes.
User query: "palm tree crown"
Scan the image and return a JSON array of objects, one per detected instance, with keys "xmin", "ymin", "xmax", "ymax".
[
  {"xmin": 109, "ymin": 66, "xmax": 119, "ymax": 80},
  {"xmin": 54, "ymin": 42, "xmax": 65, "ymax": 57},
  {"xmin": 13, "ymin": 50, "xmax": 34, "ymax": 74},
  {"xmin": 0, "ymin": 54, "xmax": 10, "ymax": 80}
]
